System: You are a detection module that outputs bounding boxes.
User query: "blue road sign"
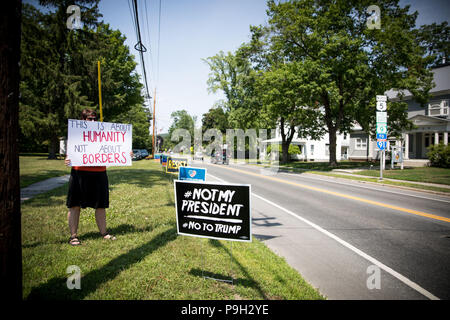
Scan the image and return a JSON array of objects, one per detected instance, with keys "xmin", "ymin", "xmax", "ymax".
[
  {"xmin": 179, "ymin": 166, "xmax": 206, "ymax": 181},
  {"xmin": 376, "ymin": 133, "xmax": 387, "ymax": 140},
  {"xmin": 377, "ymin": 140, "xmax": 387, "ymax": 150}
]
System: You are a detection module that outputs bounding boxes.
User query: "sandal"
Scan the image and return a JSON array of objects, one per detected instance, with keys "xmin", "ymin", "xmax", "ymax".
[
  {"xmin": 68, "ymin": 235, "xmax": 81, "ymax": 246},
  {"xmin": 101, "ymin": 233, "xmax": 116, "ymax": 240}
]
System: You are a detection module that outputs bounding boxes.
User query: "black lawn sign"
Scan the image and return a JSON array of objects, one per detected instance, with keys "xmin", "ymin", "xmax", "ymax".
[{"xmin": 174, "ymin": 180, "xmax": 251, "ymax": 242}]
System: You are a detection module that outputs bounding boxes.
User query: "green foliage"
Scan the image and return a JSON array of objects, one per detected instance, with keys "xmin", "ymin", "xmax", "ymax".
[
  {"xmin": 267, "ymin": 144, "xmax": 301, "ymax": 155},
  {"xmin": 427, "ymin": 143, "xmax": 450, "ymax": 168},
  {"xmin": 167, "ymin": 110, "xmax": 196, "ymax": 148},
  {"xmin": 115, "ymin": 104, "xmax": 152, "ymax": 150},
  {"xmin": 19, "ymin": 2, "xmax": 144, "ymax": 156},
  {"xmin": 415, "ymin": 22, "xmax": 449, "ymax": 67},
  {"xmin": 201, "ymin": 106, "xmax": 229, "ymax": 134}
]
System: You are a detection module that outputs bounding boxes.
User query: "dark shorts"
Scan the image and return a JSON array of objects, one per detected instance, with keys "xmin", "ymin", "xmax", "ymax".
[{"xmin": 66, "ymin": 169, "xmax": 109, "ymax": 209}]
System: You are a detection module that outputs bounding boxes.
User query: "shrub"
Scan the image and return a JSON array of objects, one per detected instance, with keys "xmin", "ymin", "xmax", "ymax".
[
  {"xmin": 427, "ymin": 143, "xmax": 450, "ymax": 168},
  {"xmin": 267, "ymin": 144, "xmax": 301, "ymax": 155}
]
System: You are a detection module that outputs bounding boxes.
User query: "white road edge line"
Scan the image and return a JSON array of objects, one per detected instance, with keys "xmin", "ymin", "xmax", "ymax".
[{"xmin": 207, "ymin": 172, "xmax": 440, "ymax": 300}]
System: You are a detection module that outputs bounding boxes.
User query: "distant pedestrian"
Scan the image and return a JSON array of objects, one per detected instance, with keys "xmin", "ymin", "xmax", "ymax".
[{"xmin": 65, "ymin": 109, "xmax": 116, "ymax": 246}]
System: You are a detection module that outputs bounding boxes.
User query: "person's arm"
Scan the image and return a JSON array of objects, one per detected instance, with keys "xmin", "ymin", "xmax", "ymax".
[{"xmin": 64, "ymin": 156, "xmax": 71, "ymax": 166}]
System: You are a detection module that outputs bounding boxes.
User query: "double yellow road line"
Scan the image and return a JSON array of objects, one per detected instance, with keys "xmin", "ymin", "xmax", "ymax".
[{"xmin": 218, "ymin": 165, "xmax": 450, "ymax": 223}]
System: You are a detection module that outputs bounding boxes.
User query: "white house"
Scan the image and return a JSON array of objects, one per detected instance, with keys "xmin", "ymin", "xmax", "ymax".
[
  {"xmin": 261, "ymin": 123, "xmax": 350, "ymax": 161},
  {"xmin": 348, "ymin": 63, "xmax": 450, "ymax": 161}
]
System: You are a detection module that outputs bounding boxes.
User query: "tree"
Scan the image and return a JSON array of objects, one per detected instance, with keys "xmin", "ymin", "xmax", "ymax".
[
  {"xmin": 415, "ymin": 22, "xmax": 449, "ymax": 67},
  {"xmin": 0, "ymin": 0, "xmax": 22, "ymax": 301},
  {"xmin": 168, "ymin": 109, "xmax": 196, "ymax": 149},
  {"xmin": 19, "ymin": 2, "xmax": 144, "ymax": 156},
  {"xmin": 115, "ymin": 104, "xmax": 152, "ymax": 150},
  {"xmin": 256, "ymin": 61, "xmax": 325, "ymax": 163},
  {"xmin": 204, "ymin": 50, "xmax": 263, "ymax": 130},
  {"xmin": 251, "ymin": 0, "xmax": 433, "ymax": 166},
  {"xmin": 201, "ymin": 105, "xmax": 229, "ymax": 134}
]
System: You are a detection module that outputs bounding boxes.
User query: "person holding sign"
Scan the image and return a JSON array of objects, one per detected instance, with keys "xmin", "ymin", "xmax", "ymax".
[{"xmin": 65, "ymin": 109, "xmax": 116, "ymax": 246}]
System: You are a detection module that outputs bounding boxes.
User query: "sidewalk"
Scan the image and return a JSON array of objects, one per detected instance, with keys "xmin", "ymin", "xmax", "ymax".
[{"xmin": 21, "ymin": 175, "xmax": 70, "ymax": 202}]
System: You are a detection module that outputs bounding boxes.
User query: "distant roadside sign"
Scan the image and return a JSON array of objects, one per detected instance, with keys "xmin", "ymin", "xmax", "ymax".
[
  {"xmin": 376, "ymin": 123, "xmax": 387, "ymax": 134},
  {"xmin": 376, "ymin": 111, "xmax": 387, "ymax": 123},
  {"xmin": 179, "ymin": 166, "xmax": 206, "ymax": 181},
  {"xmin": 377, "ymin": 140, "xmax": 387, "ymax": 150},
  {"xmin": 166, "ymin": 157, "xmax": 188, "ymax": 174},
  {"xmin": 376, "ymin": 95, "xmax": 387, "ymax": 102}
]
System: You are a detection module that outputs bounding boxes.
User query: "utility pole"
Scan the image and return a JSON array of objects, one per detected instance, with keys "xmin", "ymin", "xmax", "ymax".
[
  {"xmin": 0, "ymin": 0, "xmax": 22, "ymax": 301},
  {"xmin": 98, "ymin": 60, "xmax": 103, "ymax": 121},
  {"xmin": 152, "ymin": 88, "xmax": 156, "ymax": 157}
]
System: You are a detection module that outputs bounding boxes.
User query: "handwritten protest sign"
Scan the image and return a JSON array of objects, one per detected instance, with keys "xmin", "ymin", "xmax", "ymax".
[
  {"xmin": 174, "ymin": 180, "xmax": 251, "ymax": 242},
  {"xmin": 67, "ymin": 119, "xmax": 132, "ymax": 166},
  {"xmin": 166, "ymin": 157, "xmax": 188, "ymax": 174}
]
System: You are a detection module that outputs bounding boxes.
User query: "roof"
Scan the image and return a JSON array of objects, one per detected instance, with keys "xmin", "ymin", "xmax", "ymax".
[{"xmin": 385, "ymin": 65, "xmax": 450, "ymax": 100}]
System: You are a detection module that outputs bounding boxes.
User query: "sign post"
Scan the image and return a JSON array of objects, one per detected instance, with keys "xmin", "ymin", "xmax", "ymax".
[{"xmin": 376, "ymin": 95, "xmax": 387, "ymax": 180}]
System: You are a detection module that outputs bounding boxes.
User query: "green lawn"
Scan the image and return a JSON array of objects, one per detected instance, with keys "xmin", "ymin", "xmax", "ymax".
[
  {"xmin": 278, "ymin": 160, "xmax": 374, "ymax": 171},
  {"xmin": 20, "ymin": 155, "xmax": 68, "ymax": 188},
  {"xmin": 352, "ymin": 167, "xmax": 450, "ymax": 185},
  {"xmin": 21, "ymin": 158, "xmax": 324, "ymax": 300}
]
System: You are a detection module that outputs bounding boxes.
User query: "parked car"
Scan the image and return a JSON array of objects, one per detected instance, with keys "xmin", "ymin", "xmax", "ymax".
[
  {"xmin": 132, "ymin": 149, "xmax": 143, "ymax": 160},
  {"xmin": 139, "ymin": 149, "xmax": 149, "ymax": 159}
]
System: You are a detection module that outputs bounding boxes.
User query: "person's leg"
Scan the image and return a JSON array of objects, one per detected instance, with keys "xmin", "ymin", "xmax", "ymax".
[
  {"xmin": 95, "ymin": 208, "xmax": 116, "ymax": 240},
  {"xmin": 95, "ymin": 208, "xmax": 107, "ymax": 236},
  {"xmin": 68, "ymin": 206, "xmax": 81, "ymax": 245}
]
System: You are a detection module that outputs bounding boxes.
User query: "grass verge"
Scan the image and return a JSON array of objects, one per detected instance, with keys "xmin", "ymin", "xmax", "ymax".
[
  {"xmin": 21, "ymin": 159, "xmax": 324, "ymax": 300},
  {"xmin": 351, "ymin": 167, "xmax": 450, "ymax": 186},
  {"xmin": 20, "ymin": 155, "xmax": 67, "ymax": 188}
]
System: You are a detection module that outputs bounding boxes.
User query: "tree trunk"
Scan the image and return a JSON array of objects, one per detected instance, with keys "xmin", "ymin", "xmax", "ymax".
[
  {"xmin": 48, "ymin": 135, "xmax": 59, "ymax": 159},
  {"xmin": 0, "ymin": 0, "xmax": 22, "ymax": 301},
  {"xmin": 281, "ymin": 141, "xmax": 289, "ymax": 164},
  {"xmin": 328, "ymin": 128, "xmax": 338, "ymax": 167}
]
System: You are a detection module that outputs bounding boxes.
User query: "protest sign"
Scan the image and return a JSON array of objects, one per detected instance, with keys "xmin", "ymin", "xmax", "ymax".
[
  {"xmin": 179, "ymin": 167, "xmax": 206, "ymax": 181},
  {"xmin": 166, "ymin": 157, "xmax": 188, "ymax": 174},
  {"xmin": 174, "ymin": 180, "xmax": 251, "ymax": 242},
  {"xmin": 67, "ymin": 119, "xmax": 132, "ymax": 166}
]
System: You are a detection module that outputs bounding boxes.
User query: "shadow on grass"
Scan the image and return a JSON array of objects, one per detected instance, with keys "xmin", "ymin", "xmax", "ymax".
[
  {"xmin": 22, "ymin": 223, "xmax": 157, "ymax": 249},
  {"xmin": 26, "ymin": 227, "xmax": 177, "ymax": 300},
  {"xmin": 107, "ymin": 168, "xmax": 172, "ymax": 191},
  {"xmin": 278, "ymin": 161, "xmax": 376, "ymax": 172},
  {"xmin": 21, "ymin": 169, "xmax": 70, "ymax": 189},
  {"xmin": 22, "ymin": 168, "xmax": 172, "ymax": 208},
  {"xmin": 189, "ymin": 239, "xmax": 269, "ymax": 299},
  {"xmin": 189, "ymin": 268, "xmax": 264, "ymax": 293}
]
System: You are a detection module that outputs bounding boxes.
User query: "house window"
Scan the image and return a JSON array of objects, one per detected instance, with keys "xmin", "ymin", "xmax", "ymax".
[
  {"xmin": 428, "ymin": 100, "xmax": 449, "ymax": 116},
  {"xmin": 355, "ymin": 138, "xmax": 367, "ymax": 150},
  {"xmin": 310, "ymin": 144, "xmax": 314, "ymax": 156},
  {"xmin": 325, "ymin": 144, "xmax": 330, "ymax": 156}
]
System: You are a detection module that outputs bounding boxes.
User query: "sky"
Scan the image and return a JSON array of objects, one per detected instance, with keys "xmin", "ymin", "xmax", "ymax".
[
  {"xmin": 98, "ymin": 0, "xmax": 270, "ymax": 133},
  {"xmin": 28, "ymin": 0, "xmax": 450, "ymax": 133}
]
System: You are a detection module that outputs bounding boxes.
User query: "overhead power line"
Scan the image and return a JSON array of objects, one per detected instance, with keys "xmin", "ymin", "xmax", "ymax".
[{"xmin": 130, "ymin": 0, "xmax": 151, "ymax": 101}]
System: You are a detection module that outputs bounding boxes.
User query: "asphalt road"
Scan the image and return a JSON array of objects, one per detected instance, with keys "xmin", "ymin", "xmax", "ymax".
[{"xmin": 190, "ymin": 160, "xmax": 450, "ymax": 300}]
